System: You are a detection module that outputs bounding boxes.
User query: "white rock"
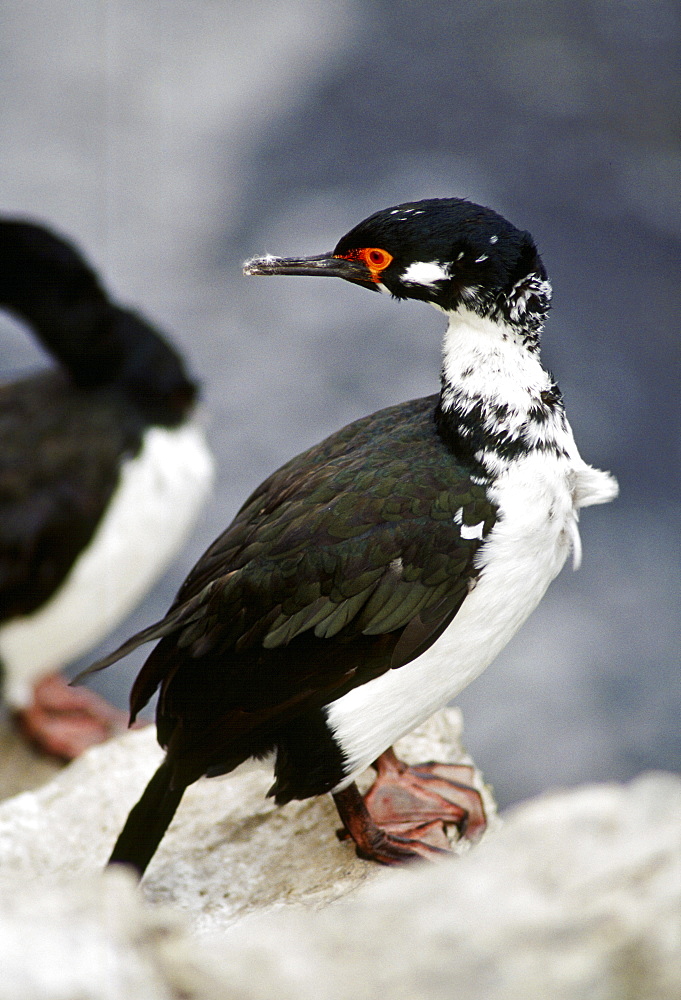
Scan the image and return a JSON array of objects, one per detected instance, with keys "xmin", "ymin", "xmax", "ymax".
[
  {"xmin": 216, "ymin": 771, "xmax": 681, "ymax": 1000},
  {"xmin": 0, "ymin": 868, "xmax": 225, "ymax": 1000},
  {"xmin": 0, "ymin": 707, "xmax": 493, "ymax": 934},
  {"xmin": 0, "ymin": 765, "xmax": 678, "ymax": 999}
]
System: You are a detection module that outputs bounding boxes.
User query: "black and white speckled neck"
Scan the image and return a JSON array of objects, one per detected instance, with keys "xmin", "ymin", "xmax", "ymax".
[{"xmin": 434, "ymin": 306, "xmax": 570, "ymax": 482}]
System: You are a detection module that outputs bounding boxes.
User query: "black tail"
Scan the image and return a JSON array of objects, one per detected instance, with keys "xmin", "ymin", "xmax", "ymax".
[{"xmin": 108, "ymin": 760, "xmax": 186, "ymax": 877}]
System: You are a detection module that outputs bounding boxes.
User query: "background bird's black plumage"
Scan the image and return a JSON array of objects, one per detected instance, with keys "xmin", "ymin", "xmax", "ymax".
[
  {"xmin": 0, "ymin": 220, "xmax": 199, "ymax": 629},
  {"xmin": 0, "ymin": 372, "xmax": 146, "ymax": 623},
  {"xmin": 0, "ymin": 216, "xmax": 213, "ymax": 763}
]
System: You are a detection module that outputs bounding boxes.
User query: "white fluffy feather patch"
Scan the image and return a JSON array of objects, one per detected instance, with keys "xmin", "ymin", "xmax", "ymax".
[
  {"xmin": 0, "ymin": 421, "xmax": 214, "ymax": 705},
  {"xmin": 401, "ymin": 261, "xmax": 449, "ymax": 287}
]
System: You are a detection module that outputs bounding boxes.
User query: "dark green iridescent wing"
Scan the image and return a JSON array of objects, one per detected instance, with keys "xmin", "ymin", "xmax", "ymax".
[{"xmin": 83, "ymin": 397, "xmax": 497, "ymax": 720}]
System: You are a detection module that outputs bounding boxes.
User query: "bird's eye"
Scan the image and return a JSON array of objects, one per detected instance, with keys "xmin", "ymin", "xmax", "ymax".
[
  {"xmin": 334, "ymin": 246, "xmax": 393, "ymax": 282},
  {"xmin": 362, "ymin": 247, "xmax": 393, "ymax": 272}
]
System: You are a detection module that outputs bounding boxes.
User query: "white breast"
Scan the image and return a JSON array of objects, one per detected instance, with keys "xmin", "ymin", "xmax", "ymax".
[
  {"xmin": 326, "ymin": 306, "xmax": 618, "ymax": 783},
  {"xmin": 325, "ymin": 447, "xmax": 613, "ymax": 786},
  {"xmin": 0, "ymin": 421, "xmax": 214, "ymax": 706}
]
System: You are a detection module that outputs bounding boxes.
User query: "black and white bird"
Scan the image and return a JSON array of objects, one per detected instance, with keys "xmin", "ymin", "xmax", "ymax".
[
  {"xmin": 0, "ymin": 219, "xmax": 213, "ymax": 758},
  {"xmin": 82, "ymin": 197, "xmax": 617, "ymax": 872}
]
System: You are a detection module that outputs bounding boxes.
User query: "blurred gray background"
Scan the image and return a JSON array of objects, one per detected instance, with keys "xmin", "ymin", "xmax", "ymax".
[{"xmin": 1, "ymin": 0, "xmax": 678, "ymax": 806}]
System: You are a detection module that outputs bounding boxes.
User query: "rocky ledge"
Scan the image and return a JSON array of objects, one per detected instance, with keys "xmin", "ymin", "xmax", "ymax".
[{"xmin": 0, "ymin": 709, "xmax": 678, "ymax": 999}]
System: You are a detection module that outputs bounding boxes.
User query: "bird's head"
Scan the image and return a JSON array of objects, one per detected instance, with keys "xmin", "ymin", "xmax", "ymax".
[{"xmin": 244, "ymin": 198, "xmax": 551, "ymax": 340}]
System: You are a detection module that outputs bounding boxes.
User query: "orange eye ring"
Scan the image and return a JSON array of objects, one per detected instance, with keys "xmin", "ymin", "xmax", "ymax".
[
  {"xmin": 362, "ymin": 247, "xmax": 393, "ymax": 275},
  {"xmin": 334, "ymin": 246, "xmax": 393, "ymax": 282}
]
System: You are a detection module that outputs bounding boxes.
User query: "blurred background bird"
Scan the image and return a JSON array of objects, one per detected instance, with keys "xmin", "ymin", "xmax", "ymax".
[
  {"xmin": 0, "ymin": 0, "xmax": 678, "ymax": 804},
  {"xmin": 0, "ymin": 219, "xmax": 213, "ymax": 760}
]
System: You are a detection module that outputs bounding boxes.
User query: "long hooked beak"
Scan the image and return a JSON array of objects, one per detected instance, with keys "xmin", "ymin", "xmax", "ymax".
[{"xmin": 243, "ymin": 251, "xmax": 375, "ymax": 287}]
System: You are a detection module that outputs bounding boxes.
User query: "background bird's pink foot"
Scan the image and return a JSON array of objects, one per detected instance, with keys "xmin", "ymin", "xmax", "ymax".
[{"xmin": 15, "ymin": 674, "xmax": 132, "ymax": 760}]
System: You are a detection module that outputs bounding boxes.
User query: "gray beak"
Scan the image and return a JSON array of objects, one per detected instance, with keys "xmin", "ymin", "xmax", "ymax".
[{"xmin": 243, "ymin": 252, "xmax": 374, "ymax": 286}]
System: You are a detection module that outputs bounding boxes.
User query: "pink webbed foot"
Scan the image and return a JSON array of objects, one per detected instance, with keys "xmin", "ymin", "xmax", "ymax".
[
  {"xmin": 15, "ymin": 673, "xmax": 132, "ymax": 760},
  {"xmin": 335, "ymin": 746, "xmax": 486, "ymax": 863},
  {"xmin": 364, "ymin": 746, "xmax": 487, "ymax": 841},
  {"xmin": 333, "ymin": 780, "xmax": 451, "ymax": 864}
]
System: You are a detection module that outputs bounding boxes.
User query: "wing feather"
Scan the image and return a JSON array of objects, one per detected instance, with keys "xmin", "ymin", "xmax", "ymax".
[{"xmin": 79, "ymin": 396, "xmax": 498, "ymax": 725}]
